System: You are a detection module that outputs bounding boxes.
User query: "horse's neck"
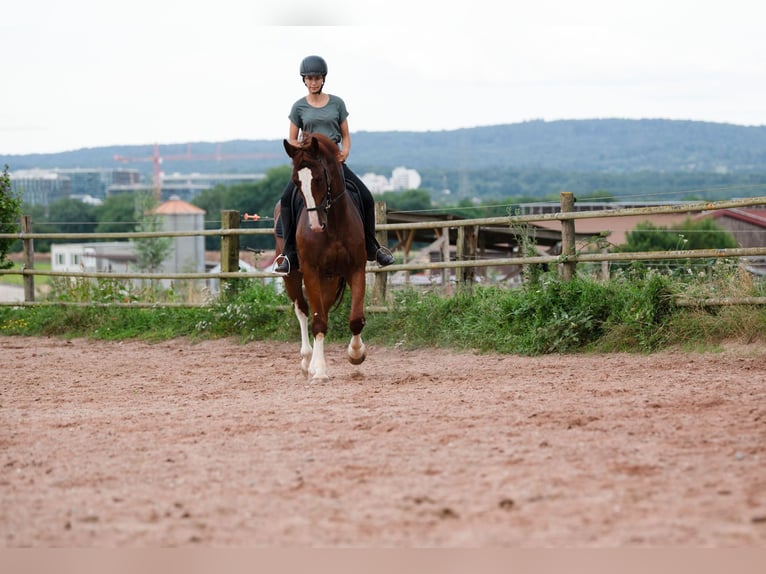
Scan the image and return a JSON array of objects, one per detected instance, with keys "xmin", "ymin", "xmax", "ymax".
[
  {"xmin": 329, "ymin": 191, "xmax": 362, "ymax": 234},
  {"xmin": 330, "ymin": 169, "xmax": 348, "ymax": 201}
]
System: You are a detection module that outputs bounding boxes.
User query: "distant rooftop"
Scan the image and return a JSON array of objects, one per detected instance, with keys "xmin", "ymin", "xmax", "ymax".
[{"xmin": 154, "ymin": 196, "xmax": 206, "ymax": 215}]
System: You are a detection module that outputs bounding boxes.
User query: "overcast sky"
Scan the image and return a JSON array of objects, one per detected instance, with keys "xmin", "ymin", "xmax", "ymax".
[{"xmin": 1, "ymin": 0, "xmax": 764, "ymax": 155}]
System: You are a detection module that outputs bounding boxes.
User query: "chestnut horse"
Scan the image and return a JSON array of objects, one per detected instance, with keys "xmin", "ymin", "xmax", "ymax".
[{"xmin": 274, "ymin": 133, "xmax": 367, "ymax": 381}]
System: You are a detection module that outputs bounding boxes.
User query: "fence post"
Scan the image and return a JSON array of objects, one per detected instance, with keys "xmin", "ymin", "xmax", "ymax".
[
  {"xmin": 21, "ymin": 215, "xmax": 35, "ymax": 302},
  {"xmin": 601, "ymin": 243, "xmax": 610, "ymax": 281},
  {"xmin": 456, "ymin": 224, "xmax": 477, "ymax": 293},
  {"xmin": 560, "ymin": 192, "xmax": 576, "ymax": 280},
  {"xmin": 220, "ymin": 210, "xmax": 240, "ymax": 296},
  {"xmin": 441, "ymin": 226, "xmax": 452, "ymax": 296},
  {"xmin": 371, "ymin": 201, "xmax": 388, "ymax": 305}
]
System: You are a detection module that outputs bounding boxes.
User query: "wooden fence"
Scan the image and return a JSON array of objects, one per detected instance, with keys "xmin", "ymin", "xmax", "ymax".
[{"xmin": 2, "ymin": 193, "xmax": 766, "ymax": 307}]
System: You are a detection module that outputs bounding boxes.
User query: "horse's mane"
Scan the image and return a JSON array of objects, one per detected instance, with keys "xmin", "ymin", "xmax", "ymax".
[{"xmin": 299, "ymin": 132, "xmax": 340, "ymax": 159}]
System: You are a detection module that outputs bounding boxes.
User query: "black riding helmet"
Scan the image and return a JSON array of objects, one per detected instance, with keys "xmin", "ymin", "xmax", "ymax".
[{"xmin": 300, "ymin": 55, "xmax": 328, "ymax": 78}]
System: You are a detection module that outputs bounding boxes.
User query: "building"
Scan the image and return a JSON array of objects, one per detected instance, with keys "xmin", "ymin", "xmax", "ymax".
[
  {"xmin": 162, "ymin": 172, "xmax": 265, "ymax": 202},
  {"xmin": 52, "ymin": 242, "xmax": 137, "ymax": 273},
  {"xmin": 360, "ymin": 172, "xmax": 390, "ymax": 194},
  {"xmin": 707, "ymin": 207, "xmax": 766, "ymax": 249},
  {"xmin": 56, "ymin": 168, "xmax": 140, "ymax": 199},
  {"xmin": 706, "ymin": 207, "xmax": 766, "ymax": 274},
  {"xmin": 10, "ymin": 167, "xmax": 140, "ymax": 207},
  {"xmin": 527, "ymin": 201, "xmax": 707, "ymax": 247},
  {"xmin": 390, "ymin": 167, "xmax": 422, "ymax": 191},
  {"xmin": 51, "ymin": 196, "xmax": 207, "ymax": 284},
  {"xmin": 361, "ymin": 166, "xmax": 422, "ymax": 194},
  {"xmin": 11, "ymin": 166, "xmax": 262, "ymax": 206},
  {"xmin": 154, "ymin": 196, "xmax": 206, "ymax": 275},
  {"xmin": 107, "ymin": 172, "xmax": 266, "ymax": 202},
  {"xmin": 10, "ymin": 169, "xmax": 70, "ymax": 207}
]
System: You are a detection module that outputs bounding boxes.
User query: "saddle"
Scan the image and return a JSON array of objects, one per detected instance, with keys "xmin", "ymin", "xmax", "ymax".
[{"xmin": 276, "ymin": 177, "xmax": 364, "ymax": 238}]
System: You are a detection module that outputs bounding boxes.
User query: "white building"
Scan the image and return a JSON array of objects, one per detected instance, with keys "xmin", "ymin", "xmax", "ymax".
[
  {"xmin": 390, "ymin": 167, "xmax": 421, "ymax": 191},
  {"xmin": 361, "ymin": 166, "xmax": 422, "ymax": 194},
  {"xmin": 361, "ymin": 172, "xmax": 391, "ymax": 194},
  {"xmin": 52, "ymin": 242, "xmax": 137, "ymax": 273}
]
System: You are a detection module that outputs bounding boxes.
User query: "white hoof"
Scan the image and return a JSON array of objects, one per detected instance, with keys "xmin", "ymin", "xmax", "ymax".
[
  {"xmin": 347, "ymin": 335, "xmax": 366, "ymax": 365},
  {"xmin": 348, "ymin": 350, "xmax": 366, "ymax": 365}
]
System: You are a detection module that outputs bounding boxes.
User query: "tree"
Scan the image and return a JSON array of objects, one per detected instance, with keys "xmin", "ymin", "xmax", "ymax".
[
  {"xmin": 617, "ymin": 216, "xmax": 739, "ymax": 274},
  {"xmin": 579, "ymin": 189, "xmax": 615, "ymax": 202},
  {"xmin": 46, "ymin": 198, "xmax": 98, "ymax": 236},
  {"xmin": 0, "ymin": 165, "xmax": 22, "ymax": 268},
  {"xmin": 95, "ymin": 192, "xmax": 143, "ymax": 233},
  {"xmin": 193, "ymin": 165, "xmax": 290, "ymax": 251},
  {"xmin": 379, "ymin": 189, "xmax": 432, "ymax": 212},
  {"xmin": 18, "ymin": 204, "xmax": 54, "ymax": 252},
  {"xmin": 621, "ymin": 217, "xmax": 738, "ymax": 252}
]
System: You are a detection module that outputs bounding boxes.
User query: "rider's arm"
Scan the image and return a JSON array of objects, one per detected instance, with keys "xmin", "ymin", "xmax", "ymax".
[
  {"xmin": 338, "ymin": 119, "xmax": 351, "ymax": 163},
  {"xmin": 288, "ymin": 121, "xmax": 300, "ymax": 145}
]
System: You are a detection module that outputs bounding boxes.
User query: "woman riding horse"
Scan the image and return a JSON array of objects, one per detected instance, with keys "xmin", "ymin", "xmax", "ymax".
[
  {"xmin": 273, "ymin": 54, "xmax": 394, "ymax": 274},
  {"xmin": 277, "ymin": 132, "xmax": 369, "ymax": 381}
]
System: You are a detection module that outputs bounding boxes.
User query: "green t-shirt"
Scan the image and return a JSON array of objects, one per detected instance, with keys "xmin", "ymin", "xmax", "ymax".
[{"xmin": 288, "ymin": 94, "xmax": 349, "ymax": 144}]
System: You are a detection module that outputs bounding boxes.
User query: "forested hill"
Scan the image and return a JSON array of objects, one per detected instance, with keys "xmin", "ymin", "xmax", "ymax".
[
  {"xmin": 352, "ymin": 119, "xmax": 766, "ymax": 174},
  {"xmin": 4, "ymin": 119, "xmax": 766, "ymax": 201},
  {"xmin": 4, "ymin": 119, "xmax": 766, "ymax": 175}
]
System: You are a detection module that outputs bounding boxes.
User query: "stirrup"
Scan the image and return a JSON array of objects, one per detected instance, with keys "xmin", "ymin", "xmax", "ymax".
[{"xmin": 272, "ymin": 254, "xmax": 291, "ymax": 275}]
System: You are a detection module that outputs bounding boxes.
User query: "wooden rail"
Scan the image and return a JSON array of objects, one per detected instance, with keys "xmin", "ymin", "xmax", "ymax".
[{"xmin": 2, "ymin": 194, "xmax": 766, "ymax": 307}]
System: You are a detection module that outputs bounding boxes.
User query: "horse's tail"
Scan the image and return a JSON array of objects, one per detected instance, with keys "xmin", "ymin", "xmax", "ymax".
[{"xmin": 332, "ymin": 278, "xmax": 347, "ymax": 310}]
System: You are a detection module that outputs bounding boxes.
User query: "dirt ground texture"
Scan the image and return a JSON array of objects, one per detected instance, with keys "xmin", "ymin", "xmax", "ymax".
[{"xmin": 1, "ymin": 335, "xmax": 765, "ymax": 547}]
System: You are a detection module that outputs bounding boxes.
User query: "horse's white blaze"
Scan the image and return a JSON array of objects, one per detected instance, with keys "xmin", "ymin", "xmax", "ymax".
[
  {"xmin": 309, "ymin": 333, "xmax": 328, "ymax": 381},
  {"xmin": 297, "ymin": 167, "xmax": 322, "ymax": 232},
  {"xmin": 294, "ymin": 301, "xmax": 312, "ymax": 375}
]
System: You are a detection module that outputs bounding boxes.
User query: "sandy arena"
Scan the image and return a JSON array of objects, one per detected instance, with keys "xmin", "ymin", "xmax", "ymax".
[{"xmin": 1, "ymin": 336, "xmax": 765, "ymax": 547}]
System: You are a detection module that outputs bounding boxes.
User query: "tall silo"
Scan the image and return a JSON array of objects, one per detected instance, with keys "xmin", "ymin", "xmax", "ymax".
[{"xmin": 155, "ymin": 195, "xmax": 206, "ymax": 274}]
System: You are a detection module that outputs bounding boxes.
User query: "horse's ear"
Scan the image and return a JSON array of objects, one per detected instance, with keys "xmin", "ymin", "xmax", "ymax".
[
  {"xmin": 283, "ymin": 139, "xmax": 297, "ymax": 159},
  {"xmin": 310, "ymin": 136, "xmax": 320, "ymax": 154}
]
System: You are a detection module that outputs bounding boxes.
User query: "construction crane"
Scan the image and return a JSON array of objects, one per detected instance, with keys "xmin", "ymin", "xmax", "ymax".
[{"xmin": 114, "ymin": 143, "xmax": 282, "ymax": 201}]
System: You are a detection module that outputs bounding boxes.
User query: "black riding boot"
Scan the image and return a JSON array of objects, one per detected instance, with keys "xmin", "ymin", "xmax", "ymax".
[
  {"xmin": 364, "ymin": 209, "xmax": 394, "ymax": 267},
  {"xmin": 274, "ymin": 199, "xmax": 299, "ymax": 274}
]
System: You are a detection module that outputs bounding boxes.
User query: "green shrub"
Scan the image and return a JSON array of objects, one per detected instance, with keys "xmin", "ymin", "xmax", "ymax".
[
  {"xmin": 0, "ymin": 165, "xmax": 22, "ymax": 270},
  {"xmin": 1, "ymin": 268, "xmax": 763, "ymax": 355}
]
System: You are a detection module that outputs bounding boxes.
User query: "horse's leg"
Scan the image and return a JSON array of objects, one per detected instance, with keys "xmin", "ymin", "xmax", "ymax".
[
  {"xmin": 346, "ymin": 268, "xmax": 367, "ymax": 365},
  {"xmin": 309, "ymin": 332, "xmax": 328, "ymax": 382},
  {"xmin": 302, "ymin": 273, "xmax": 333, "ymax": 382},
  {"xmin": 283, "ymin": 273, "xmax": 312, "ymax": 376},
  {"xmin": 276, "ymin": 204, "xmax": 313, "ymax": 377},
  {"xmin": 293, "ymin": 299, "xmax": 312, "ymax": 376}
]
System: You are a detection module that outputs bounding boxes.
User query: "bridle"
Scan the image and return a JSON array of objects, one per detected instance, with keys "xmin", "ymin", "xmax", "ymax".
[{"xmin": 302, "ymin": 161, "xmax": 347, "ymax": 216}]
